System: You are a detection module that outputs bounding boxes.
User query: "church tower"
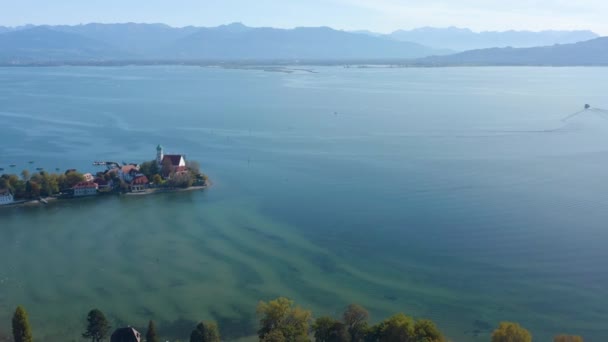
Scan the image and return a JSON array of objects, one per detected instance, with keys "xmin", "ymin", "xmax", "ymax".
[{"xmin": 156, "ymin": 144, "xmax": 164, "ymax": 166}]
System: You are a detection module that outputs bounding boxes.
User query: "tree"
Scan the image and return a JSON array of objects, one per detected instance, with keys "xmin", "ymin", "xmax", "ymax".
[
  {"xmin": 187, "ymin": 160, "xmax": 201, "ymax": 175},
  {"xmin": 21, "ymin": 170, "xmax": 30, "ymax": 181},
  {"xmin": 413, "ymin": 319, "xmax": 444, "ymax": 342},
  {"xmin": 161, "ymin": 159, "xmax": 174, "ymax": 178},
  {"xmin": 12, "ymin": 306, "xmax": 33, "ymax": 342},
  {"xmin": 262, "ymin": 330, "xmax": 286, "ymax": 342},
  {"xmin": 189, "ymin": 321, "xmax": 220, "ymax": 342},
  {"xmin": 313, "ymin": 317, "xmax": 349, "ymax": 342},
  {"xmin": 342, "ymin": 304, "xmax": 369, "ymax": 342},
  {"xmin": 63, "ymin": 171, "xmax": 85, "ymax": 189},
  {"xmin": 140, "ymin": 160, "xmax": 159, "ymax": 178},
  {"xmin": 146, "ymin": 320, "xmax": 160, "ymax": 342},
  {"xmin": 554, "ymin": 336, "xmax": 584, "ymax": 342},
  {"xmin": 378, "ymin": 313, "xmax": 416, "ymax": 342},
  {"xmin": 152, "ymin": 174, "xmax": 163, "ymax": 186},
  {"xmin": 83, "ymin": 309, "xmax": 111, "ymax": 342},
  {"xmin": 257, "ymin": 297, "xmax": 312, "ymax": 342},
  {"xmin": 491, "ymin": 322, "xmax": 532, "ymax": 342},
  {"xmin": 167, "ymin": 172, "xmax": 193, "ymax": 188}
]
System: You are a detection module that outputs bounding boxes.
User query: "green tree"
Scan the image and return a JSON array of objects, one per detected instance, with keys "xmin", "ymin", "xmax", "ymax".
[
  {"xmin": 82, "ymin": 309, "xmax": 111, "ymax": 342},
  {"xmin": 554, "ymin": 336, "xmax": 584, "ymax": 342},
  {"xmin": 12, "ymin": 306, "xmax": 33, "ymax": 342},
  {"xmin": 313, "ymin": 317, "xmax": 349, "ymax": 342},
  {"xmin": 21, "ymin": 170, "xmax": 30, "ymax": 181},
  {"xmin": 152, "ymin": 174, "xmax": 163, "ymax": 186},
  {"xmin": 63, "ymin": 171, "xmax": 85, "ymax": 189},
  {"xmin": 146, "ymin": 320, "xmax": 160, "ymax": 342},
  {"xmin": 491, "ymin": 322, "xmax": 531, "ymax": 342},
  {"xmin": 342, "ymin": 304, "xmax": 368, "ymax": 342},
  {"xmin": 373, "ymin": 313, "xmax": 415, "ymax": 342},
  {"xmin": 140, "ymin": 160, "xmax": 160, "ymax": 178},
  {"xmin": 257, "ymin": 297, "xmax": 312, "ymax": 342},
  {"xmin": 262, "ymin": 330, "xmax": 287, "ymax": 342},
  {"xmin": 413, "ymin": 319, "xmax": 444, "ymax": 342},
  {"xmin": 189, "ymin": 321, "xmax": 220, "ymax": 342}
]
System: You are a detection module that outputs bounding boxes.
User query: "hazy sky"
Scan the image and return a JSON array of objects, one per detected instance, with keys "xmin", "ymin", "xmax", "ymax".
[{"xmin": 2, "ymin": 0, "xmax": 607, "ymax": 34}]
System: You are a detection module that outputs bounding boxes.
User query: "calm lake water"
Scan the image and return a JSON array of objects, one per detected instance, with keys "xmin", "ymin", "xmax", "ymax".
[{"xmin": 1, "ymin": 66, "xmax": 607, "ymax": 341}]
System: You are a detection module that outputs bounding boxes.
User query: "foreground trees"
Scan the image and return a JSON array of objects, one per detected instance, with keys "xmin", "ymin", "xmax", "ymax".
[
  {"xmin": 190, "ymin": 321, "xmax": 221, "ymax": 342},
  {"xmin": 83, "ymin": 309, "xmax": 111, "ymax": 342},
  {"xmin": 257, "ymin": 297, "xmax": 312, "ymax": 342},
  {"xmin": 6, "ymin": 302, "xmax": 589, "ymax": 341},
  {"xmin": 146, "ymin": 320, "xmax": 160, "ymax": 342},
  {"xmin": 12, "ymin": 306, "xmax": 33, "ymax": 342},
  {"xmin": 491, "ymin": 322, "xmax": 532, "ymax": 342},
  {"xmin": 313, "ymin": 316, "xmax": 349, "ymax": 342}
]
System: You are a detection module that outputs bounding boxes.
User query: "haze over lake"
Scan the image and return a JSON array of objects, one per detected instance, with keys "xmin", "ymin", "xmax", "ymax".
[{"xmin": 0, "ymin": 66, "xmax": 607, "ymax": 341}]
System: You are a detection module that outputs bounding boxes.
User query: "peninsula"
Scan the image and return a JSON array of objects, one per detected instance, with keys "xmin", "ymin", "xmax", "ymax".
[{"xmin": 0, "ymin": 145, "xmax": 209, "ymax": 207}]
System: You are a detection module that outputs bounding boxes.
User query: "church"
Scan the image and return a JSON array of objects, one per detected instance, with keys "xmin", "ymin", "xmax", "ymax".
[{"xmin": 156, "ymin": 144, "xmax": 187, "ymax": 178}]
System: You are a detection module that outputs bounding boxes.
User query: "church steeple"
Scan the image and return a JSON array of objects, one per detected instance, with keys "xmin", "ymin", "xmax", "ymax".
[{"xmin": 156, "ymin": 144, "xmax": 163, "ymax": 166}]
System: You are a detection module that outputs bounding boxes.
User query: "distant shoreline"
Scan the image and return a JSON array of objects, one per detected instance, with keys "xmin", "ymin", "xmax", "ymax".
[{"xmin": 1, "ymin": 60, "xmax": 607, "ymax": 68}]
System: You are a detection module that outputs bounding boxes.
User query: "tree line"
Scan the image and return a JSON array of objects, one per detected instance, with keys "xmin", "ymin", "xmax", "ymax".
[
  {"xmin": 0, "ymin": 170, "xmax": 85, "ymax": 200},
  {"xmin": 9, "ymin": 299, "xmax": 585, "ymax": 342}
]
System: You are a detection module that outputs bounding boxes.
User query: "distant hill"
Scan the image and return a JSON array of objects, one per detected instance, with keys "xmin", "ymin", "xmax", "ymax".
[
  {"xmin": 0, "ymin": 23, "xmax": 446, "ymax": 63},
  {"xmin": 0, "ymin": 26, "xmax": 128, "ymax": 62},
  {"xmin": 356, "ymin": 27, "xmax": 598, "ymax": 51},
  {"xmin": 415, "ymin": 37, "xmax": 608, "ymax": 66}
]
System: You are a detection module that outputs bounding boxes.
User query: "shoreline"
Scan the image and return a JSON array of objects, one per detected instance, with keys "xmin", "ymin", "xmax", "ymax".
[{"xmin": 0, "ymin": 184, "xmax": 210, "ymax": 209}]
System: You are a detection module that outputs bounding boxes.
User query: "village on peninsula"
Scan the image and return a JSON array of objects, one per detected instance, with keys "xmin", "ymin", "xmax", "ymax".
[{"xmin": 0, "ymin": 145, "xmax": 209, "ymax": 207}]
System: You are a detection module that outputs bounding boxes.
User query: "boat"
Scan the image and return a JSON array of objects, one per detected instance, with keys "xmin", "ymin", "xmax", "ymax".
[
  {"xmin": 28, "ymin": 161, "xmax": 34, "ymax": 164},
  {"xmin": 585, "ymin": 104, "xmax": 591, "ymax": 110},
  {"xmin": 9, "ymin": 164, "xmax": 16, "ymax": 167},
  {"xmin": 39, "ymin": 197, "xmax": 48, "ymax": 205},
  {"xmin": 36, "ymin": 167, "xmax": 44, "ymax": 171}
]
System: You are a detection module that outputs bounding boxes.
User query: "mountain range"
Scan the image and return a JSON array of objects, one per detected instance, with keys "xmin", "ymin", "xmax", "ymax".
[
  {"xmin": 356, "ymin": 27, "xmax": 598, "ymax": 51},
  {"xmin": 0, "ymin": 23, "xmax": 605, "ymax": 65},
  {"xmin": 0, "ymin": 23, "xmax": 446, "ymax": 63}
]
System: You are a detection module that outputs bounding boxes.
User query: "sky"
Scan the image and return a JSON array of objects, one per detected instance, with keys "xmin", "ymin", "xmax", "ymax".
[{"xmin": 1, "ymin": 0, "xmax": 607, "ymax": 34}]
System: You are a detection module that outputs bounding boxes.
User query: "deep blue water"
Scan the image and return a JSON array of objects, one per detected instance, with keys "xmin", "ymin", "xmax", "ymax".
[{"xmin": 0, "ymin": 66, "xmax": 607, "ymax": 341}]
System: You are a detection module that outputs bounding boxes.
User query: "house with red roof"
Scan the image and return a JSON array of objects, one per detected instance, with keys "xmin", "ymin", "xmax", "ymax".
[
  {"xmin": 73, "ymin": 182, "xmax": 98, "ymax": 197},
  {"xmin": 130, "ymin": 175, "xmax": 149, "ymax": 193},
  {"xmin": 119, "ymin": 164, "xmax": 140, "ymax": 183}
]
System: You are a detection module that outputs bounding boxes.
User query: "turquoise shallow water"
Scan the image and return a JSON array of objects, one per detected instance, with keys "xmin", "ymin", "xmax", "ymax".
[{"xmin": 1, "ymin": 66, "xmax": 608, "ymax": 341}]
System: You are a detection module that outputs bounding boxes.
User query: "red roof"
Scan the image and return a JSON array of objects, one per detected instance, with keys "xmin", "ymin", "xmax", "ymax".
[
  {"xmin": 131, "ymin": 175, "xmax": 149, "ymax": 185},
  {"xmin": 162, "ymin": 155, "xmax": 184, "ymax": 166},
  {"xmin": 121, "ymin": 165, "xmax": 139, "ymax": 174},
  {"xmin": 73, "ymin": 182, "xmax": 98, "ymax": 189}
]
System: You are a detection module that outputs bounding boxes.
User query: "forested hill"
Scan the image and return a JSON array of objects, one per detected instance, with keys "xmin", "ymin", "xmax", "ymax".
[{"xmin": 414, "ymin": 37, "xmax": 608, "ymax": 66}]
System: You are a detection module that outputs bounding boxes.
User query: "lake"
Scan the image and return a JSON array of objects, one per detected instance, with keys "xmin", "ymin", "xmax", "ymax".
[{"xmin": 0, "ymin": 66, "xmax": 607, "ymax": 341}]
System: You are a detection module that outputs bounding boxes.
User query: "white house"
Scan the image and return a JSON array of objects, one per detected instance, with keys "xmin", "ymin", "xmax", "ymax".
[
  {"xmin": 73, "ymin": 182, "xmax": 98, "ymax": 197},
  {"xmin": 0, "ymin": 189, "xmax": 14, "ymax": 205}
]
